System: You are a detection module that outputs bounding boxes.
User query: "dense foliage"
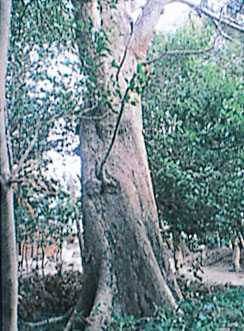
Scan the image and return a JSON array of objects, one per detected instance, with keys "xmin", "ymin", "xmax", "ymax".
[
  {"xmin": 143, "ymin": 24, "xmax": 244, "ymax": 246},
  {"xmin": 8, "ymin": 0, "xmax": 82, "ymax": 259}
]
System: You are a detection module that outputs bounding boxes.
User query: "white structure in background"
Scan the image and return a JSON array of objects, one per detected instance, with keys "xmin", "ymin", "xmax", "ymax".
[
  {"xmin": 18, "ymin": 45, "xmax": 84, "ymax": 277},
  {"xmin": 46, "ymin": 118, "xmax": 81, "ymax": 192}
]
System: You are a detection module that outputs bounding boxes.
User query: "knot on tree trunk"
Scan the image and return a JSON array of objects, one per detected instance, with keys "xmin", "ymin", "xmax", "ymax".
[{"xmin": 84, "ymin": 179, "xmax": 102, "ymax": 197}]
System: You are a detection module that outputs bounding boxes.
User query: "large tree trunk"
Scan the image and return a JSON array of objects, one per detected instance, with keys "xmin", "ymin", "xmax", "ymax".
[
  {"xmin": 73, "ymin": 1, "xmax": 177, "ymax": 329},
  {"xmin": 0, "ymin": 1, "xmax": 18, "ymax": 331}
]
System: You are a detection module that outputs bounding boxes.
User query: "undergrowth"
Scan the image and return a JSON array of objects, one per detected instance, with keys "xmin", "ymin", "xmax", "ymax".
[
  {"xmin": 108, "ymin": 284, "xmax": 244, "ymax": 330},
  {"xmin": 18, "ymin": 277, "xmax": 244, "ymax": 330}
]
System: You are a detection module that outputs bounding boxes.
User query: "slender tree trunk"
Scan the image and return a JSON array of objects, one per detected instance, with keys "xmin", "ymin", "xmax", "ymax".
[
  {"xmin": 0, "ymin": 1, "xmax": 18, "ymax": 330},
  {"xmin": 72, "ymin": 1, "xmax": 177, "ymax": 330}
]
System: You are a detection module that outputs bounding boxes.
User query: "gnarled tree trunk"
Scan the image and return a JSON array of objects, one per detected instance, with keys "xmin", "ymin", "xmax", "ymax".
[
  {"xmin": 0, "ymin": 1, "xmax": 18, "ymax": 330},
  {"xmin": 72, "ymin": 1, "xmax": 177, "ymax": 329}
]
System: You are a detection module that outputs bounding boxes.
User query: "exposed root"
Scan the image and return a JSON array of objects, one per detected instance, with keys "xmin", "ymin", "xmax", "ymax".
[
  {"xmin": 24, "ymin": 308, "xmax": 72, "ymax": 328},
  {"xmin": 63, "ymin": 297, "xmax": 83, "ymax": 331},
  {"xmin": 84, "ymin": 259, "xmax": 114, "ymax": 331}
]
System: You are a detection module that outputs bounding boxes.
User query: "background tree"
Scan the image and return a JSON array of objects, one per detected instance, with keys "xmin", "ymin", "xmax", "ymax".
[
  {"xmin": 0, "ymin": 1, "xmax": 18, "ymax": 330},
  {"xmin": 8, "ymin": 0, "xmax": 84, "ymax": 274},
  {"xmin": 143, "ymin": 23, "xmax": 244, "ymax": 247},
  {"xmin": 2, "ymin": 0, "xmax": 82, "ymax": 328}
]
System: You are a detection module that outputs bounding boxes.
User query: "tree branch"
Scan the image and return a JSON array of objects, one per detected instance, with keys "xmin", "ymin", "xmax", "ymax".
[
  {"xmin": 175, "ymin": 0, "xmax": 244, "ymax": 32},
  {"xmin": 63, "ymin": 296, "xmax": 83, "ymax": 331},
  {"xmin": 11, "ymin": 120, "xmax": 41, "ymax": 181},
  {"xmin": 145, "ymin": 45, "xmax": 214, "ymax": 65},
  {"xmin": 131, "ymin": 0, "xmax": 175, "ymax": 59},
  {"xmin": 212, "ymin": 19, "xmax": 234, "ymax": 42}
]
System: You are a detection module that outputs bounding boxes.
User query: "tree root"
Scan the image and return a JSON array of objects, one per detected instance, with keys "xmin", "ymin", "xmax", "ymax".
[
  {"xmin": 63, "ymin": 296, "xmax": 83, "ymax": 331},
  {"xmin": 23, "ymin": 308, "xmax": 72, "ymax": 328}
]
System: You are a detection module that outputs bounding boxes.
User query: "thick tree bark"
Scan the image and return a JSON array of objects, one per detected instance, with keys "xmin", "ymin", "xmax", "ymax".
[
  {"xmin": 73, "ymin": 1, "xmax": 177, "ymax": 329},
  {"xmin": 0, "ymin": 1, "xmax": 18, "ymax": 331}
]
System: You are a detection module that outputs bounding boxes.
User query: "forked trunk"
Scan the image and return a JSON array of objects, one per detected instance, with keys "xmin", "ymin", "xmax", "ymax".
[{"xmin": 72, "ymin": 1, "xmax": 177, "ymax": 329}]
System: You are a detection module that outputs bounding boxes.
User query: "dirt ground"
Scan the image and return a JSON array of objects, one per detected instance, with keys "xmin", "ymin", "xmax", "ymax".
[
  {"xmin": 181, "ymin": 247, "xmax": 244, "ymax": 287},
  {"xmin": 181, "ymin": 264, "xmax": 244, "ymax": 286}
]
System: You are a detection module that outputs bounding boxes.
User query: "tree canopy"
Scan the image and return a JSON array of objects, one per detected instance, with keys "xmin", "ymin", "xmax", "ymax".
[{"xmin": 143, "ymin": 23, "xmax": 244, "ymax": 245}]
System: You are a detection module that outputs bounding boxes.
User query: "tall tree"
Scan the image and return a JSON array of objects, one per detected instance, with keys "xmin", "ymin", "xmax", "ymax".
[
  {"xmin": 72, "ymin": 1, "xmax": 178, "ymax": 330},
  {"xmin": 0, "ymin": 1, "xmax": 18, "ymax": 330},
  {"xmin": 71, "ymin": 1, "xmax": 244, "ymax": 330}
]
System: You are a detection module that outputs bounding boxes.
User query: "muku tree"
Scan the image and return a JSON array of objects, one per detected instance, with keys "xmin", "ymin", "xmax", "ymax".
[
  {"xmin": 71, "ymin": 1, "xmax": 244, "ymax": 329},
  {"xmin": 71, "ymin": 1, "xmax": 178, "ymax": 329}
]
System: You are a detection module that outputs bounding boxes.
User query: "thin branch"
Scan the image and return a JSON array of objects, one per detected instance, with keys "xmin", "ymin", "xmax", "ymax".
[
  {"xmin": 11, "ymin": 120, "xmax": 41, "ymax": 181},
  {"xmin": 212, "ymin": 6, "xmax": 235, "ymax": 42},
  {"xmin": 145, "ymin": 46, "xmax": 214, "ymax": 65},
  {"xmin": 36, "ymin": 0, "xmax": 56, "ymax": 35},
  {"xmin": 145, "ymin": 27, "xmax": 221, "ymax": 66},
  {"xmin": 116, "ymin": 22, "xmax": 134, "ymax": 82},
  {"xmin": 213, "ymin": 19, "xmax": 234, "ymax": 42},
  {"xmin": 80, "ymin": 100, "xmax": 100, "ymax": 116},
  {"xmin": 175, "ymin": 0, "xmax": 244, "ymax": 33},
  {"xmin": 10, "ymin": 103, "xmax": 74, "ymax": 183},
  {"xmin": 17, "ymin": 1, "xmax": 32, "ymax": 38}
]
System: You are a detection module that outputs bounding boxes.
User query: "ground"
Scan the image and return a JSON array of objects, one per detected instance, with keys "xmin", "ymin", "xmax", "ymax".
[
  {"xmin": 17, "ymin": 240, "xmax": 244, "ymax": 330},
  {"xmin": 181, "ymin": 247, "xmax": 244, "ymax": 287}
]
